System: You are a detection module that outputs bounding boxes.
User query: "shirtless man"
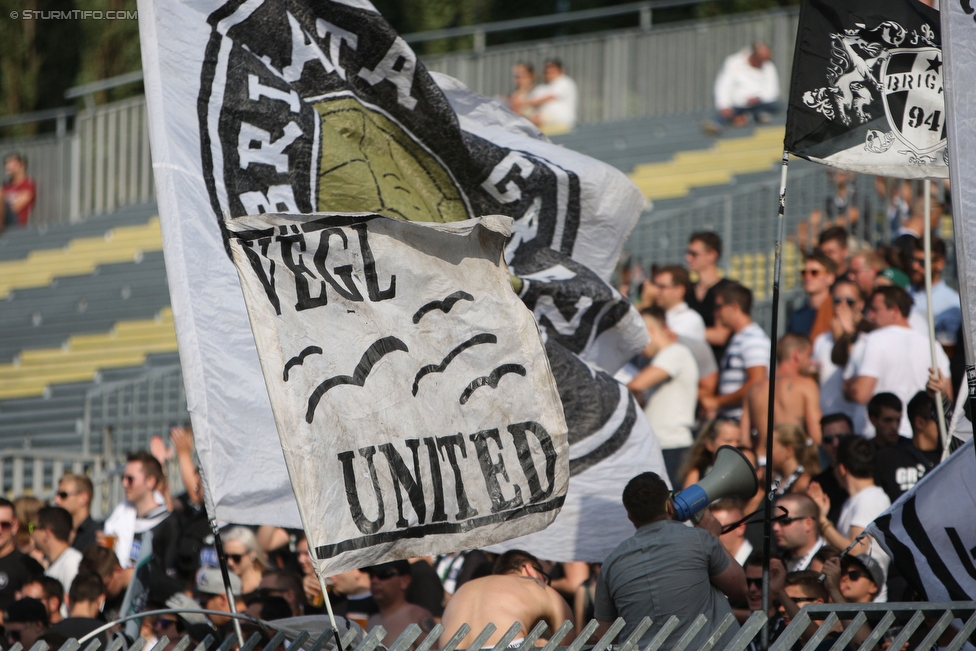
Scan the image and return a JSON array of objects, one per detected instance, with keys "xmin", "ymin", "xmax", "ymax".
[
  {"xmin": 742, "ymin": 333, "xmax": 822, "ymax": 459},
  {"xmin": 439, "ymin": 550, "xmax": 574, "ymax": 648},
  {"xmin": 365, "ymin": 561, "xmax": 436, "ymax": 643}
]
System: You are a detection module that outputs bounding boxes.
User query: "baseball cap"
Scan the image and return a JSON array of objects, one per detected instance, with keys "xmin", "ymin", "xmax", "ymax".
[
  {"xmin": 5, "ymin": 598, "xmax": 48, "ymax": 625},
  {"xmin": 197, "ymin": 567, "xmax": 242, "ymax": 596},
  {"xmin": 843, "ymin": 554, "xmax": 886, "ymax": 588},
  {"xmin": 878, "ymin": 267, "xmax": 910, "ymax": 290}
]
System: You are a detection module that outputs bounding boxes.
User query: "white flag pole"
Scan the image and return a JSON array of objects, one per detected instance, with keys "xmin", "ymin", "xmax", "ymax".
[{"xmin": 923, "ymin": 180, "xmax": 949, "ymax": 454}]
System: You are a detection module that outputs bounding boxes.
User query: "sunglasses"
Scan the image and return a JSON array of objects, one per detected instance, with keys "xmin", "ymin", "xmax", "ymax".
[
  {"xmin": 121, "ymin": 475, "xmax": 137, "ymax": 484},
  {"xmin": 833, "ymin": 297, "xmax": 856, "ymax": 306},
  {"xmin": 532, "ymin": 565, "xmax": 552, "ymax": 586},
  {"xmin": 685, "ymin": 249, "xmax": 703, "ymax": 258},
  {"xmin": 155, "ymin": 618, "xmax": 179, "ymax": 629},
  {"xmin": 791, "ymin": 596, "xmax": 817, "ymax": 604},
  {"xmin": 369, "ymin": 569, "xmax": 402, "ymax": 580},
  {"xmin": 56, "ymin": 491, "xmax": 79, "ymax": 500},
  {"xmin": 802, "ymin": 268, "xmax": 823, "ymax": 277},
  {"xmin": 822, "ymin": 433, "xmax": 850, "ymax": 445},
  {"xmin": 844, "ymin": 569, "xmax": 866, "ymax": 581},
  {"xmin": 226, "ymin": 553, "xmax": 244, "ymax": 563},
  {"xmin": 746, "ymin": 577, "xmax": 763, "ymax": 588},
  {"xmin": 776, "ymin": 516, "xmax": 810, "ymax": 525},
  {"xmin": 0, "ymin": 521, "xmax": 14, "ymax": 531}
]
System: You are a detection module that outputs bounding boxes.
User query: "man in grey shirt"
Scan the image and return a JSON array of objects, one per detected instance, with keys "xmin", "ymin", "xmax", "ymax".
[{"xmin": 594, "ymin": 473, "xmax": 747, "ymax": 650}]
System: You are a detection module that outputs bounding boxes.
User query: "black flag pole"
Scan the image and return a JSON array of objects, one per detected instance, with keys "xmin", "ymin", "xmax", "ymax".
[
  {"xmin": 210, "ymin": 519, "xmax": 246, "ymax": 648},
  {"xmin": 761, "ymin": 150, "xmax": 790, "ymax": 650}
]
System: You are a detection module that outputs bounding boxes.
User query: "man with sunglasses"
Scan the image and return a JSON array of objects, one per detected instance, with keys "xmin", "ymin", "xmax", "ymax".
[
  {"xmin": 772, "ymin": 494, "xmax": 824, "ymax": 572},
  {"xmin": 54, "ymin": 472, "xmax": 99, "ymax": 554},
  {"xmin": 0, "ymin": 498, "xmax": 44, "ymax": 611},
  {"xmin": 364, "ymin": 561, "xmax": 436, "ymax": 644},
  {"xmin": 684, "ymin": 231, "xmax": 733, "ymax": 363},
  {"xmin": 907, "ymin": 237, "xmax": 960, "ymax": 355},
  {"xmin": 787, "ymin": 252, "xmax": 837, "ymax": 338},
  {"xmin": 810, "ymin": 416, "xmax": 853, "ymax": 525}
]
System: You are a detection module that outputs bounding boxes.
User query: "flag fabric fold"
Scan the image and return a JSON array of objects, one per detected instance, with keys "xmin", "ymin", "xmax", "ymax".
[
  {"xmin": 138, "ymin": 0, "xmax": 660, "ymax": 564},
  {"xmin": 785, "ymin": 0, "xmax": 947, "ymax": 178},
  {"xmin": 866, "ymin": 439, "xmax": 976, "ymax": 601}
]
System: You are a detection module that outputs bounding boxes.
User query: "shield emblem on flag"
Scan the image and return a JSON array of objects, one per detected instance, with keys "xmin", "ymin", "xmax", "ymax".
[{"xmin": 881, "ymin": 47, "xmax": 946, "ymax": 155}]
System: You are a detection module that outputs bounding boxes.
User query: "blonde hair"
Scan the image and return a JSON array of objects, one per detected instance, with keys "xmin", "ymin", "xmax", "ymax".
[
  {"xmin": 773, "ymin": 423, "xmax": 821, "ymax": 476},
  {"xmin": 679, "ymin": 418, "xmax": 740, "ymax": 485},
  {"xmin": 14, "ymin": 496, "xmax": 44, "ymax": 549},
  {"xmin": 223, "ymin": 526, "xmax": 269, "ymax": 570}
]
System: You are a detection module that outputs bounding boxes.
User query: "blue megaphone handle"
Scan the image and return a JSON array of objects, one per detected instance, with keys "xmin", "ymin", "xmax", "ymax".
[{"xmin": 671, "ymin": 484, "xmax": 709, "ymax": 521}]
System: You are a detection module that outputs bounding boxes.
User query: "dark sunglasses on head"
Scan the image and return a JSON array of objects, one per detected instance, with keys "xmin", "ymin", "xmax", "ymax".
[
  {"xmin": 833, "ymin": 297, "xmax": 856, "ymax": 306},
  {"xmin": 369, "ymin": 568, "xmax": 402, "ymax": 580}
]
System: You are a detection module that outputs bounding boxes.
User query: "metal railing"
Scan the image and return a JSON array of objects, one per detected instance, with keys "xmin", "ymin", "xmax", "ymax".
[
  {"xmin": 7, "ymin": 602, "xmax": 976, "ymax": 651},
  {"xmin": 0, "ymin": 366, "xmax": 187, "ymax": 515},
  {"xmin": 421, "ymin": 8, "xmax": 799, "ymax": 124}
]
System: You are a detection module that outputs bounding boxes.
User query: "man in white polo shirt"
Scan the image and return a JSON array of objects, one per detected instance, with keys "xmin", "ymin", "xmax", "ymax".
[
  {"xmin": 526, "ymin": 59, "xmax": 578, "ymax": 135},
  {"xmin": 844, "ymin": 286, "xmax": 950, "ymax": 438},
  {"xmin": 702, "ymin": 281, "xmax": 770, "ymax": 420},
  {"xmin": 653, "ymin": 265, "xmax": 706, "ymax": 342}
]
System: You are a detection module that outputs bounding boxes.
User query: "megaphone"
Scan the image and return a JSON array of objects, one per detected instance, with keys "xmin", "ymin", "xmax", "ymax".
[{"xmin": 670, "ymin": 445, "xmax": 758, "ymax": 521}]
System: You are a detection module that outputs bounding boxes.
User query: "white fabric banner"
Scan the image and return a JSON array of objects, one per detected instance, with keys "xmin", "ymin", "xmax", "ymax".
[
  {"xmin": 943, "ymin": 0, "xmax": 976, "ymax": 388},
  {"xmin": 866, "ymin": 439, "xmax": 976, "ymax": 601},
  {"xmin": 225, "ymin": 212, "xmax": 568, "ymax": 574},
  {"xmin": 137, "ymin": 0, "xmax": 659, "ymax": 557}
]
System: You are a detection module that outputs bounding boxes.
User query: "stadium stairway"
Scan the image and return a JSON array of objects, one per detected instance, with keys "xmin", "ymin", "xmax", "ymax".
[{"xmin": 0, "ymin": 203, "xmax": 179, "ymax": 452}]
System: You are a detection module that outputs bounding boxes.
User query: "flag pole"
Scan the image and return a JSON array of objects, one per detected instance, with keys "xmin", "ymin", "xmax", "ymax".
[
  {"xmin": 761, "ymin": 150, "xmax": 790, "ymax": 650},
  {"xmin": 210, "ymin": 520, "xmax": 245, "ymax": 648},
  {"xmin": 922, "ymin": 180, "xmax": 949, "ymax": 454}
]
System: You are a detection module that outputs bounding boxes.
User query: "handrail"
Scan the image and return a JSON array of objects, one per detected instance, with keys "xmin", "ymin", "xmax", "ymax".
[
  {"xmin": 65, "ymin": 70, "xmax": 145, "ymax": 100},
  {"xmin": 0, "ymin": 107, "xmax": 77, "ymax": 129}
]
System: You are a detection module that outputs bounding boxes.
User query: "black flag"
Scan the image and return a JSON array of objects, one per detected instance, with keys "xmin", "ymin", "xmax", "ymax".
[{"xmin": 785, "ymin": 0, "xmax": 947, "ymax": 178}]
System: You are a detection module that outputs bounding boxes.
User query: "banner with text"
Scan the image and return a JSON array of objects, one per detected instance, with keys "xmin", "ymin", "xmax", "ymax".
[
  {"xmin": 225, "ymin": 213, "xmax": 567, "ymax": 574},
  {"xmin": 138, "ymin": 0, "xmax": 655, "ymax": 560},
  {"xmin": 785, "ymin": 0, "xmax": 948, "ymax": 178}
]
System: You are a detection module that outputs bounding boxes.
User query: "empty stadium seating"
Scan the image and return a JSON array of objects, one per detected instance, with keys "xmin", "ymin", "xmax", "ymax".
[{"xmin": 0, "ymin": 203, "xmax": 178, "ymax": 453}]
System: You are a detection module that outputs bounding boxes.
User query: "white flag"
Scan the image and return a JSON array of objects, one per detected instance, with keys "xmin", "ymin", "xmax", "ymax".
[
  {"xmin": 866, "ymin": 439, "xmax": 976, "ymax": 601},
  {"xmin": 136, "ymin": 0, "xmax": 658, "ymax": 555},
  {"xmin": 225, "ymin": 212, "xmax": 567, "ymax": 574}
]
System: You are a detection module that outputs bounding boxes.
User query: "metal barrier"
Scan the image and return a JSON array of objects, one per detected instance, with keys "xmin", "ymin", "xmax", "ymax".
[
  {"xmin": 0, "ymin": 366, "xmax": 187, "ymax": 515},
  {"xmin": 83, "ymin": 364, "xmax": 189, "ymax": 458},
  {"xmin": 7, "ymin": 603, "xmax": 976, "ymax": 651},
  {"xmin": 421, "ymin": 8, "xmax": 799, "ymax": 124}
]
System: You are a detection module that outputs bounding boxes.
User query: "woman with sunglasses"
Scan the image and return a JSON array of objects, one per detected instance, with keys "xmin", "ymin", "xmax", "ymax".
[
  {"xmin": 811, "ymin": 278, "xmax": 868, "ymax": 435},
  {"xmin": 222, "ymin": 526, "xmax": 269, "ymax": 595}
]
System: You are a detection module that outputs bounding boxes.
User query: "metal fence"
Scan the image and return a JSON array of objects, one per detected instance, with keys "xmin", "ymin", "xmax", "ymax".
[
  {"xmin": 422, "ymin": 8, "xmax": 799, "ymax": 124},
  {"xmin": 7, "ymin": 602, "xmax": 976, "ymax": 651},
  {"xmin": 0, "ymin": 365, "xmax": 187, "ymax": 515}
]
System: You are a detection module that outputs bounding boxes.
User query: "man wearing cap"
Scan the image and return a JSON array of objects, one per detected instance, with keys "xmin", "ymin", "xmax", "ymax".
[
  {"xmin": 4, "ymin": 597, "xmax": 48, "ymax": 649},
  {"xmin": 365, "ymin": 561, "xmax": 435, "ymax": 643},
  {"xmin": 197, "ymin": 567, "xmax": 246, "ymax": 638},
  {"xmin": 822, "ymin": 555, "xmax": 885, "ymax": 603}
]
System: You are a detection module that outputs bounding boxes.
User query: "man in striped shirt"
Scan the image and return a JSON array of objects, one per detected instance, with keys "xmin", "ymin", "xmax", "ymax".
[{"xmin": 701, "ymin": 282, "xmax": 770, "ymax": 420}]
